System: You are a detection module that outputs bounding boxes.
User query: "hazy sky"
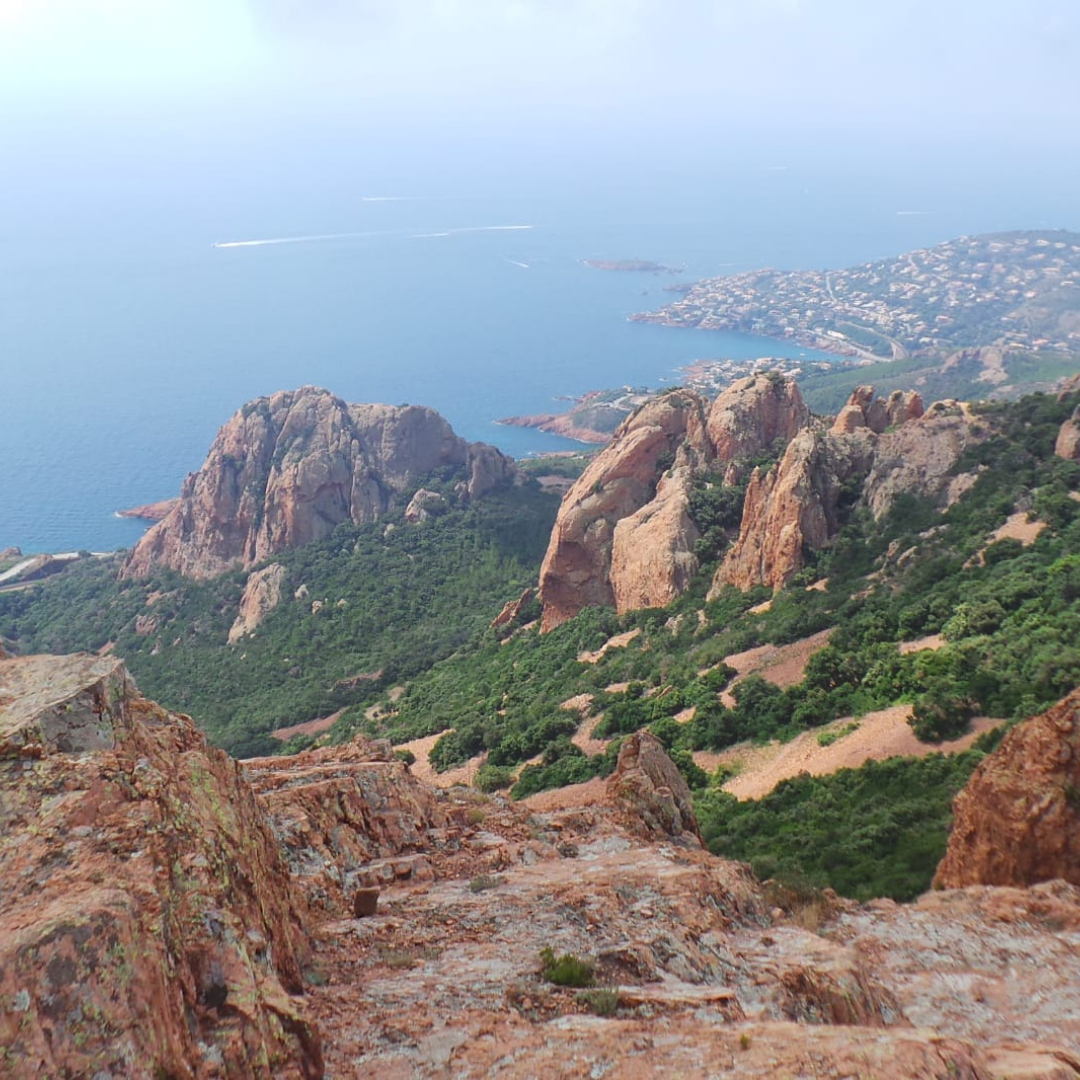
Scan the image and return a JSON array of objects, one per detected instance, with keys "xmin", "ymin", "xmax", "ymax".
[{"xmin": 2, "ymin": 0, "xmax": 1078, "ymax": 141}]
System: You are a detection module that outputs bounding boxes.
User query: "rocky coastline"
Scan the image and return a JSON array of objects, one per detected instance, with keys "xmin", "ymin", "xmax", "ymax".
[{"xmin": 115, "ymin": 498, "xmax": 179, "ymax": 522}]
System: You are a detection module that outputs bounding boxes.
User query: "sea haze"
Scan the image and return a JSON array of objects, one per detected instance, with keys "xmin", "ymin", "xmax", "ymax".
[{"xmin": 2, "ymin": 136, "xmax": 1075, "ymax": 553}]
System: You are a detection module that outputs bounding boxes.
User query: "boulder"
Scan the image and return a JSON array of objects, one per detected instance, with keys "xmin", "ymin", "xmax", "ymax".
[
  {"xmin": 605, "ymin": 730, "xmax": 702, "ymax": 843},
  {"xmin": 228, "ymin": 562, "xmax": 288, "ymax": 643}
]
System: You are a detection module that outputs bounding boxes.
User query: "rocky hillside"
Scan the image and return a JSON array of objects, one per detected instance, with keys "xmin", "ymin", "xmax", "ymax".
[
  {"xmin": 538, "ymin": 375, "xmax": 960, "ymax": 628},
  {"xmin": 123, "ymin": 386, "xmax": 515, "ymax": 580},
  {"xmin": 6, "ymin": 654, "xmax": 1080, "ymax": 1078}
]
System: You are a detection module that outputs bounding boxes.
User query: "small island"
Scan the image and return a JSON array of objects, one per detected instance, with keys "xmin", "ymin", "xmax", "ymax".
[{"xmin": 583, "ymin": 259, "xmax": 683, "ymax": 274}]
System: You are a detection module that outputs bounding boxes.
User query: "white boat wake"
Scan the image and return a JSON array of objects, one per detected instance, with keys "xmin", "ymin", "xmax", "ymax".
[
  {"xmin": 212, "ymin": 229, "xmax": 399, "ymax": 249},
  {"xmin": 214, "ymin": 224, "xmax": 536, "ymax": 249},
  {"xmin": 413, "ymin": 224, "xmax": 535, "ymax": 239}
]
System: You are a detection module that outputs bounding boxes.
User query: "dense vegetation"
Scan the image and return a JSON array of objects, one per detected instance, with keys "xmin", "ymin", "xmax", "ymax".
[
  {"xmin": 4, "ymin": 389, "xmax": 1080, "ymax": 900},
  {"xmin": 697, "ymin": 740, "xmax": 1001, "ymax": 902},
  {"xmin": 0, "ymin": 479, "xmax": 559, "ymax": 755}
]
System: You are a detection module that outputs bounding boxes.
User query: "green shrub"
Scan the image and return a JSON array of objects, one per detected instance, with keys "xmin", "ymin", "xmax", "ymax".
[
  {"xmin": 578, "ymin": 987, "xmax": 619, "ymax": 1016},
  {"xmin": 539, "ymin": 946, "xmax": 594, "ymax": 987},
  {"xmin": 469, "ymin": 874, "xmax": 504, "ymax": 893},
  {"xmin": 474, "ymin": 763, "xmax": 515, "ymax": 793}
]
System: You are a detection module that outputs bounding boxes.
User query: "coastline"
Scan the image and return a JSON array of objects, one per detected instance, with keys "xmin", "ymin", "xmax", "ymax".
[
  {"xmin": 497, "ymin": 414, "xmax": 611, "ymax": 444},
  {"xmin": 628, "ymin": 310, "xmax": 870, "ymax": 361}
]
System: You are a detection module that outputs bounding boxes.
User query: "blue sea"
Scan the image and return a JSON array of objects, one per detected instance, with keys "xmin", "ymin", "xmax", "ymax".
[{"xmin": 2, "ymin": 135, "xmax": 1075, "ymax": 553}]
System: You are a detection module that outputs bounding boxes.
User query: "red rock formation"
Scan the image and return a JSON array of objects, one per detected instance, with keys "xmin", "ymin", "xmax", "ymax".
[
  {"xmin": 491, "ymin": 587, "xmax": 534, "ymax": 628},
  {"xmin": 123, "ymin": 387, "xmax": 514, "ymax": 581},
  {"xmin": 115, "ymin": 497, "xmax": 179, "ymax": 521},
  {"xmin": 606, "ymin": 730, "xmax": 702, "ymax": 842},
  {"xmin": 934, "ymin": 688, "xmax": 1080, "ymax": 889},
  {"xmin": 862, "ymin": 401, "xmax": 979, "ymax": 520},
  {"xmin": 829, "ymin": 385, "xmax": 923, "ymax": 436},
  {"xmin": 538, "ymin": 390, "xmax": 711, "ymax": 630},
  {"xmin": 714, "ymin": 426, "xmax": 876, "ymax": 593},
  {"xmin": 538, "ymin": 378, "xmax": 816, "ymax": 629},
  {"xmin": 609, "ymin": 465, "xmax": 701, "ymax": 613},
  {"xmin": 1055, "ymin": 406, "xmax": 1080, "ymax": 461},
  {"xmin": 718, "ymin": 389, "xmax": 965, "ymax": 593},
  {"xmin": 706, "ymin": 374, "xmax": 811, "ymax": 461},
  {"xmin": 0, "ymin": 653, "xmax": 322, "ymax": 1079}
]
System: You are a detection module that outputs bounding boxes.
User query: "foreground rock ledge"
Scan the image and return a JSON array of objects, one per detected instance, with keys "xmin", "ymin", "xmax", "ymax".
[
  {"xmin": 0, "ymin": 653, "xmax": 322, "ymax": 1080},
  {"xmin": 6, "ymin": 655, "xmax": 1080, "ymax": 1078}
]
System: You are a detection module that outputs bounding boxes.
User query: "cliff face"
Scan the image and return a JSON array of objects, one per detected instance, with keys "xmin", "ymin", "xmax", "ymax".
[
  {"xmin": 934, "ymin": 688, "xmax": 1080, "ymax": 890},
  {"xmin": 705, "ymin": 373, "xmax": 811, "ymax": 460},
  {"xmin": 713, "ymin": 428, "xmax": 870, "ymax": 593},
  {"xmin": 0, "ymin": 653, "xmax": 321, "ymax": 1079},
  {"xmin": 123, "ymin": 387, "xmax": 514, "ymax": 581},
  {"xmin": 713, "ymin": 390, "xmax": 985, "ymax": 593},
  {"xmin": 538, "ymin": 390, "xmax": 711, "ymax": 630}
]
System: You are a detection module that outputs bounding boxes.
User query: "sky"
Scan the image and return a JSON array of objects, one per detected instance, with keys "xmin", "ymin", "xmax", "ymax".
[{"xmin": 2, "ymin": 0, "xmax": 1078, "ymax": 143}]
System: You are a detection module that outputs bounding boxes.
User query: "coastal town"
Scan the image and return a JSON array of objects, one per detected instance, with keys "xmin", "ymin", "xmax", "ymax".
[{"xmin": 632, "ymin": 230, "xmax": 1080, "ymax": 360}]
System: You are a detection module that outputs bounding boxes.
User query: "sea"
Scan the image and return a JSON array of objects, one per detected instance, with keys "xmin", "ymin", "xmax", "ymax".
[{"xmin": 3, "ymin": 136, "xmax": 1075, "ymax": 554}]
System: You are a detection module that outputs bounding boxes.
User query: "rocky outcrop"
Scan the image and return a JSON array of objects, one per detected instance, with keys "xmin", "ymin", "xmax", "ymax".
[
  {"xmin": 539, "ymin": 378, "xmax": 816, "ymax": 629},
  {"xmin": 717, "ymin": 390, "xmax": 968, "ymax": 593},
  {"xmin": 491, "ymin": 588, "xmax": 534, "ymax": 628},
  {"xmin": 229, "ymin": 562, "xmax": 288, "ymax": 642},
  {"xmin": 1055, "ymin": 405, "xmax": 1080, "ymax": 460},
  {"xmin": 0, "ymin": 653, "xmax": 322, "ymax": 1079},
  {"xmin": 244, "ymin": 736, "xmax": 449, "ymax": 914},
  {"xmin": 934, "ymin": 688, "xmax": 1080, "ymax": 889},
  {"xmin": 609, "ymin": 465, "xmax": 701, "ymax": 613},
  {"xmin": 8, "ymin": 656, "xmax": 1080, "ymax": 1077},
  {"xmin": 705, "ymin": 374, "xmax": 811, "ymax": 461},
  {"xmin": 538, "ymin": 390, "xmax": 711, "ymax": 629},
  {"xmin": 829, "ymin": 385, "xmax": 923, "ymax": 435},
  {"xmin": 862, "ymin": 401, "xmax": 979, "ymax": 520},
  {"xmin": 606, "ymin": 730, "xmax": 702, "ymax": 842},
  {"xmin": 403, "ymin": 487, "xmax": 447, "ymax": 522},
  {"xmin": 123, "ymin": 387, "xmax": 514, "ymax": 581},
  {"xmin": 714, "ymin": 428, "xmax": 875, "ymax": 593},
  {"xmin": 116, "ymin": 498, "xmax": 179, "ymax": 521},
  {"xmin": 540, "ymin": 380, "xmax": 979, "ymax": 618}
]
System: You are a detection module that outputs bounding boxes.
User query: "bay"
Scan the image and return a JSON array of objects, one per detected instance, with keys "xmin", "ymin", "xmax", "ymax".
[{"xmin": 2, "ymin": 146, "xmax": 1073, "ymax": 553}]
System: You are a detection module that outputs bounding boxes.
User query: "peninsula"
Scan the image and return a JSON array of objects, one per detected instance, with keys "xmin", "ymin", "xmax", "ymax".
[
  {"xmin": 499, "ymin": 387, "xmax": 654, "ymax": 443},
  {"xmin": 632, "ymin": 230, "xmax": 1080, "ymax": 361}
]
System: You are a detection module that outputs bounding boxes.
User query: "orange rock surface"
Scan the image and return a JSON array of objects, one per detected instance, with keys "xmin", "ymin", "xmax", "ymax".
[
  {"xmin": 0, "ymin": 653, "xmax": 321, "ymax": 1079},
  {"xmin": 935, "ymin": 688, "xmax": 1080, "ymax": 889}
]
